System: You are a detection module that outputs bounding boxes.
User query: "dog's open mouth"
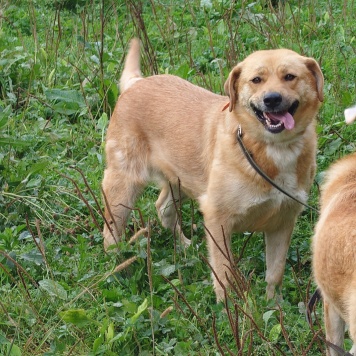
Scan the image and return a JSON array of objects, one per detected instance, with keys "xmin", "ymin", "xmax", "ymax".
[{"xmin": 251, "ymin": 101, "xmax": 299, "ymax": 134}]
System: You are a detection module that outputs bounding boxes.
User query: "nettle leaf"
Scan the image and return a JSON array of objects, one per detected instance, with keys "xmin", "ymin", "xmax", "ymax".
[
  {"xmin": 263, "ymin": 309, "xmax": 276, "ymax": 326},
  {"xmin": 160, "ymin": 264, "xmax": 176, "ymax": 277},
  {"xmin": 45, "ymin": 88, "xmax": 84, "ymax": 103},
  {"xmin": 45, "ymin": 88, "xmax": 85, "ymax": 109},
  {"xmin": 324, "ymin": 137, "xmax": 342, "ymax": 156},
  {"xmin": 44, "ymin": 88, "xmax": 86, "ymax": 116},
  {"xmin": 20, "ymin": 250, "xmax": 44, "ymax": 265},
  {"xmin": 60, "ymin": 309, "xmax": 93, "ymax": 327},
  {"xmin": 90, "ymin": 55, "xmax": 100, "ymax": 64},
  {"xmin": 38, "ymin": 279, "xmax": 67, "ymax": 300},
  {"xmin": 53, "ymin": 101, "xmax": 80, "ymax": 115}
]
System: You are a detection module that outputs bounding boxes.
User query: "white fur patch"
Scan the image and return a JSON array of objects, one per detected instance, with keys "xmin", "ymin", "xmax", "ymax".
[
  {"xmin": 266, "ymin": 140, "xmax": 307, "ymax": 205},
  {"xmin": 110, "ymin": 146, "xmax": 149, "ymax": 182},
  {"xmin": 114, "ymin": 149, "xmax": 127, "ymax": 167}
]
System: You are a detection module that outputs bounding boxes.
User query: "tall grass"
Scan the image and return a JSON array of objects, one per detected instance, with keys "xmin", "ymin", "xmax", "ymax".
[{"xmin": 0, "ymin": 0, "xmax": 355, "ymax": 354}]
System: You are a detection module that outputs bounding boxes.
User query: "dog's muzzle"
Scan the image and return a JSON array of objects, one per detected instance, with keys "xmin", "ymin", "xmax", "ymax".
[{"xmin": 251, "ymin": 93, "xmax": 299, "ymax": 134}]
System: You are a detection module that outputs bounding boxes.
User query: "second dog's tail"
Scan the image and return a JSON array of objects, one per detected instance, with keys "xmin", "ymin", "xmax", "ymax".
[{"xmin": 120, "ymin": 38, "xmax": 142, "ymax": 93}]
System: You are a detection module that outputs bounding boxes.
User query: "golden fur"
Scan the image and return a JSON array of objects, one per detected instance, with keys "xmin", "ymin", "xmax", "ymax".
[
  {"xmin": 312, "ymin": 120, "xmax": 356, "ymax": 355},
  {"xmin": 103, "ymin": 39, "xmax": 323, "ymax": 301}
]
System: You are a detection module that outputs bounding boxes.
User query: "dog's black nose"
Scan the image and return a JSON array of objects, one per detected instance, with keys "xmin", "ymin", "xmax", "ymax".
[{"xmin": 264, "ymin": 92, "xmax": 282, "ymax": 108}]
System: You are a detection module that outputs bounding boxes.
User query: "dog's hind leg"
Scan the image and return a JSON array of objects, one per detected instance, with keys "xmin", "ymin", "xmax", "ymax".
[
  {"xmin": 102, "ymin": 136, "xmax": 149, "ymax": 249},
  {"xmin": 324, "ymin": 300, "xmax": 345, "ymax": 356},
  {"xmin": 155, "ymin": 182, "xmax": 191, "ymax": 246},
  {"xmin": 102, "ymin": 168, "xmax": 144, "ymax": 249}
]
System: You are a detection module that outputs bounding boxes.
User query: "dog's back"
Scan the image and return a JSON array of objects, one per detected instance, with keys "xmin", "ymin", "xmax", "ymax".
[{"xmin": 313, "ymin": 152, "xmax": 356, "ymax": 355}]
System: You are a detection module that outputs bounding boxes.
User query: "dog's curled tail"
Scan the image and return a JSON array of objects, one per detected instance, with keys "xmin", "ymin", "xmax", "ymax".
[{"xmin": 120, "ymin": 38, "xmax": 142, "ymax": 93}]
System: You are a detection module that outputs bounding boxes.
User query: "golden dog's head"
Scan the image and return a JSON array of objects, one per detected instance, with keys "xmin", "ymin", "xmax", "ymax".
[{"xmin": 225, "ymin": 49, "xmax": 324, "ymax": 138}]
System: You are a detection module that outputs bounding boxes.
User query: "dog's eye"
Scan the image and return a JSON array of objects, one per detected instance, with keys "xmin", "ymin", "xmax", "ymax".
[
  {"xmin": 285, "ymin": 74, "xmax": 296, "ymax": 81},
  {"xmin": 251, "ymin": 77, "xmax": 262, "ymax": 84}
]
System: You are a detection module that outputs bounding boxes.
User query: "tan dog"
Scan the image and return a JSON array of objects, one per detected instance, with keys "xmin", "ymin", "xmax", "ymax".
[
  {"xmin": 102, "ymin": 39, "xmax": 323, "ymax": 301},
  {"xmin": 313, "ymin": 107, "xmax": 356, "ymax": 356}
]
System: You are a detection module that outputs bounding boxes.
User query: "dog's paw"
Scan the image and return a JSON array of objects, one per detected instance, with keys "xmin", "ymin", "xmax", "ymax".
[{"xmin": 180, "ymin": 234, "xmax": 192, "ymax": 247}]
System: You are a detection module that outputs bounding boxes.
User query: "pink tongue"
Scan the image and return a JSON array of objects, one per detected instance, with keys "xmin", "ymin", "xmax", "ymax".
[{"xmin": 266, "ymin": 112, "xmax": 295, "ymax": 130}]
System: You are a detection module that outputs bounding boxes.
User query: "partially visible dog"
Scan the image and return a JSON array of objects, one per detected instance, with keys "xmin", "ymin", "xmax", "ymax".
[
  {"xmin": 103, "ymin": 39, "xmax": 323, "ymax": 301},
  {"xmin": 345, "ymin": 105, "xmax": 356, "ymax": 124},
  {"xmin": 312, "ymin": 105, "xmax": 356, "ymax": 356}
]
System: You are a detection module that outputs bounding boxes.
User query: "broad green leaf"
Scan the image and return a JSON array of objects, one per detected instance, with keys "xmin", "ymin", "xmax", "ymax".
[
  {"xmin": 60, "ymin": 309, "xmax": 92, "ymax": 327},
  {"xmin": 324, "ymin": 138, "xmax": 342, "ymax": 156},
  {"xmin": 8, "ymin": 344, "xmax": 22, "ymax": 356},
  {"xmin": 20, "ymin": 251, "xmax": 44, "ymax": 265},
  {"xmin": 108, "ymin": 331, "xmax": 126, "ymax": 344},
  {"xmin": 0, "ymin": 105, "xmax": 11, "ymax": 127},
  {"xmin": 53, "ymin": 101, "xmax": 80, "ymax": 115},
  {"xmin": 22, "ymin": 161, "xmax": 48, "ymax": 183},
  {"xmin": 39, "ymin": 279, "xmax": 67, "ymax": 300},
  {"xmin": 0, "ymin": 333, "xmax": 8, "ymax": 345},
  {"xmin": 106, "ymin": 322, "xmax": 115, "ymax": 341},
  {"xmin": 269, "ymin": 324, "xmax": 282, "ymax": 343},
  {"xmin": 0, "ymin": 138, "xmax": 33, "ymax": 147},
  {"xmin": 90, "ymin": 55, "xmax": 100, "ymax": 64},
  {"xmin": 25, "ymin": 177, "xmax": 42, "ymax": 188},
  {"xmin": 92, "ymin": 335, "xmax": 104, "ymax": 353},
  {"xmin": 160, "ymin": 264, "xmax": 176, "ymax": 277},
  {"xmin": 45, "ymin": 89, "xmax": 85, "ymax": 106},
  {"xmin": 130, "ymin": 298, "xmax": 148, "ymax": 324},
  {"xmin": 263, "ymin": 310, "xmax": 276, "ymax": 326},
  {"xmin": 97, "ymin": 112, "xmax": 108, "ymax": 141},
  {"xmin": 0, "ymin": 116, "xmax": 8, "ymax": 128},
  {"xmin": 175, "ymin": 63, "xmax": 190, "ymax": 79}
]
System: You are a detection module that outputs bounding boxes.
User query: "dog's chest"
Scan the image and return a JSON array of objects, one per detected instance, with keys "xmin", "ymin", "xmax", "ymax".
[
  {"xmin": 208, "ymin": 141, "xmax": 307, "ymax": 231},
  {"xmin": 245, "ymin": 143, "xmax": 306, "ymax": 223},
  {"xmin": 265, "ymin": 142, "xmax": 303, "ymax": 192}
]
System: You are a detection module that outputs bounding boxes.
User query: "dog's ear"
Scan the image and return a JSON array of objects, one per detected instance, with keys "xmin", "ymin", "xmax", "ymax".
[
  {"xmin": 304, "ymin": 58, "xmax": 324, "ymax": 102},
  {"xmin": 224, "ymin": 65, "xmax": 242, "ymax": 112}
]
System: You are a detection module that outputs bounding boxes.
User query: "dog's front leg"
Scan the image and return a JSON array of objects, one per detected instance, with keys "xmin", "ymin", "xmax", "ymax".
[
  {"xmin": 204, "ymin": 217, "xmax": 234, "ymax": 301},
  {"xmin": 264, "ymin": 224, "xmax": 294, "ymax": 300}
]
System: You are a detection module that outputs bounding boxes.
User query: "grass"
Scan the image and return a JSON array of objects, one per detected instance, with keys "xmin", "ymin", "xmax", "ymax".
[{"xmin": 0, "ymin": 0, "xmax": 356, "ymax": 354}]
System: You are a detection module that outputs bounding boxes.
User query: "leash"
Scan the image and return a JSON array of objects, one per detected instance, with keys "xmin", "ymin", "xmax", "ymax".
[
  {"xmin": 236, "ymin": 125, "xmax": 319, "ymax": 213},
  {"xmin": 307, "ymin": 288, "xmax": 322, "ymax": 324}
]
